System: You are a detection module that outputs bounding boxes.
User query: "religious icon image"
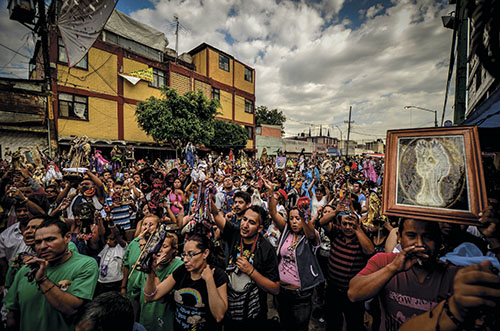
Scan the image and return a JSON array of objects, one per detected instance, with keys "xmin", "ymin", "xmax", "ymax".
[{"xmin": 396, "ymin": 136, "xmax": 469, "ymax": 211}]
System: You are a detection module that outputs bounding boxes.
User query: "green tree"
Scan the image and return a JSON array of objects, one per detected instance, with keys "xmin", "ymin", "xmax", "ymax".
[
  {"xmin": 255, "ymin": 106, "xmax": 286, "ymax": 130},
  {"xmin": 209, "ymin": 119, "xmax": 248, "ymax": 153},
  {"xmin": 135, "ymin": 87, "xmax": 220, "ymax": 150}
]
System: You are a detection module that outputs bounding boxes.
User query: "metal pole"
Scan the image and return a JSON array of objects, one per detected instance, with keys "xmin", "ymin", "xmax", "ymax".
[
  {"xmin": 174, "ymin": 15, "xmax": 179, "ymax": 63},
  {"xmin": 345, "ymin": 106, "xmax": 352, "ymax": 158}
]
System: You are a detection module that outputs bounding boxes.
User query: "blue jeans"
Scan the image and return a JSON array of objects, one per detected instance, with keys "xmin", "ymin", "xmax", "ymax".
[{"xmin": 277, "ymin": 286, "xmax": 314, "ymax": 331}]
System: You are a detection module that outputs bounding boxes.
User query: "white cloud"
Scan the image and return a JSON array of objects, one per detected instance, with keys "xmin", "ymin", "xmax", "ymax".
[{"xmin": 365, "ymin": 4, "xmax": 384, "ymax": 19}]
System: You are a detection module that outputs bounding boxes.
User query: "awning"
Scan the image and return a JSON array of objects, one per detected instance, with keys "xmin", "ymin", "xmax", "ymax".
[{"xmin": 463, "ymin": 88, "xmax": 500, "ymax": 128}]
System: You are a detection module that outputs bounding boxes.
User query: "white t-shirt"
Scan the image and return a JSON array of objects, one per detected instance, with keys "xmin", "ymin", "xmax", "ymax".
[
  {"xmin": 98, "ymin": 244, "xmax": 126, "ymax": 283},
  {"xmin": 311, "ymin": 195, "xmax": 327, "ymax": 218}
]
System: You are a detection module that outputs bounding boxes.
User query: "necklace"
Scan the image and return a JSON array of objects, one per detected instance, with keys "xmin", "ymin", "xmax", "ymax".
[
  {"xmin": 287, "ymin": 233, "xmax": 301, "ymax": 251},
  {"xmin": 232, "ymin": 233, "xmax": 259, "ymax": 265}
]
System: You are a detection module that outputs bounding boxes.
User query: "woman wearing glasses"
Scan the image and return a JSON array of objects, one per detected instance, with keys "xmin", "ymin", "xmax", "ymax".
[
  {"xmin": 264, "ymin": 179, "xmax": 325, "ymax": 331},
  {"xmin": 144, "ymin": 234, "xmax": 228, "ymax": 331}
]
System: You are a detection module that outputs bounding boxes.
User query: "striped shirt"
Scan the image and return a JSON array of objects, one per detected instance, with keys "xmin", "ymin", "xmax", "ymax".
[
  {"xmin": 111, "ymin": 204, "xmax": 131, "ymax": 230},
  {"xmin": 327, "ymin": 225, "xmax": 370, "ymax": 290}
]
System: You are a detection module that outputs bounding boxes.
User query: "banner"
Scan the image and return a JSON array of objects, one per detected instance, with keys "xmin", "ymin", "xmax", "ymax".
[{"xmin": 129, "ymin": 67, "xmax": 154, "ymax": 82}]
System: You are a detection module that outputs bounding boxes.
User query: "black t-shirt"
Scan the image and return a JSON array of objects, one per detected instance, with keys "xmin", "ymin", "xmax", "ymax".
[
  {"xmin": 172, "ymin": 266, "xmax": 228, "ymax": 331},
  {"xmin": 222, "ymin": 222, "xmax": 279, "ymax": 321}
]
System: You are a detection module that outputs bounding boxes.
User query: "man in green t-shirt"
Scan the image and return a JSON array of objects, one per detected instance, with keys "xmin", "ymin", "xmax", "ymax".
[{"xmin": 3, "ymin": 218, "xmax": 98, "ymax": 331}]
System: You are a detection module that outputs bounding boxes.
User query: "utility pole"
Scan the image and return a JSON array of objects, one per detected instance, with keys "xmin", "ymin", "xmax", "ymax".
[
  {"xmin": 174, "ymin": 15, "xmax": 179, "ymax": 63},
  {"xmin": 344, "ymin": 106, "xmax": 354, "ymax": 157},
  {"xmin": 37, "ymin": 0, "xmax": 54, "ymax": 157}
]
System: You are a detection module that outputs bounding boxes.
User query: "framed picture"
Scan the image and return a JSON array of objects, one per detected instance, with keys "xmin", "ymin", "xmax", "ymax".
[{"xmin": 382, "ymin": 126, "xmax": 487, "ymax": 224}]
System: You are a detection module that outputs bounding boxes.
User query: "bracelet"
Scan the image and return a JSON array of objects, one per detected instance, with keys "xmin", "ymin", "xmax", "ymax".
[
  {"xmin": 36, "ymin": 276, "xmax": 48, "ymax": 285},
  {"xmin": 144, "ymin": 287, "xmax": 157, "ymax": 298},
  {"xmin": 120, "ymin": 285, "xmax": 126, "ymax": 289},
  {"xmin": 249, "ymin": 267, "xmax": 255, "ymax": 277},
  {"xmin": 443, "ymin": 297, "xmax": 463, "ymax": 327},
  {"xmin": 41, "ymin": 283, "xmax": 55, "ymax": 295}
]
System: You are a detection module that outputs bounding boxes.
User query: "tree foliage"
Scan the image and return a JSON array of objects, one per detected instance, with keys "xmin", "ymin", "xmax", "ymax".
[
  {"xmin": 209, "ymin": 119, "xmax": 248, "ymax": 153},
  {"xmin": 255, "ymin": 106, "xmax": 286, "ymax": 130},
  {"xmin": 135, "ymin": 87, "xmax": 220, "ymax": 149}
]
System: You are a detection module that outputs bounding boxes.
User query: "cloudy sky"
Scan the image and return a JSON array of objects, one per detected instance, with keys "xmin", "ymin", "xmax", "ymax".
[{"xmin": 0, "ymin": 0, "xmax": 457, "ymax": 142}]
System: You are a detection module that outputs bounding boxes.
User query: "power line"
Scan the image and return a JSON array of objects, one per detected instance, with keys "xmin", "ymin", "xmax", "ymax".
[{"xmin": 0, "ymin": 42, "xmax": 32, "ymax": 59}]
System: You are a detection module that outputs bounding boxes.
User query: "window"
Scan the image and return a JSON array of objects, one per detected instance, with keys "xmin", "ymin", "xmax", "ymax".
[
  {"xmin": 219, "ymin": 54, "xmax": 230, "ymax": 71},
  {"xmin": 212, "ymin": 87, "xmax": 220, "ymax": 100},
  {"xmin": 149, "ymin": 68, "xmax": 167, "ymax": 88},
  {"xmin": 58, "ymin": 38, "xmax": 88, "ymax": 70},
  {"xmin": 58, "ymin": 93, "xmax": 88, "ymax": 120},
  {"xmin": 245, "ymin": 126, "xmax": 254, "ymax": 139},
  {"xmin": 245, "ymin": 99, "xmax": 253, "ymax": 113},
  {"xmin": 244, "ymin": 67, "xmax": 253, "ymax": 82}
]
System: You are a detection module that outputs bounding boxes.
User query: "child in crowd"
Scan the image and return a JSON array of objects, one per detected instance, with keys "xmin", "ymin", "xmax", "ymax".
[{"xmin": 95, "ymin": 218, "xmax": 127, "ymax": 296}]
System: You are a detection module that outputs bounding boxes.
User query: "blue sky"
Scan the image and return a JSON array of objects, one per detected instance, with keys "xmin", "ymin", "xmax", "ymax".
[{"xmin": 0, "ymin": 0, "xmax": 456, "ymax": 140}]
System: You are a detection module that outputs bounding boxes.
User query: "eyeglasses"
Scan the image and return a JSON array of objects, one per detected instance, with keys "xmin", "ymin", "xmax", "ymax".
[{"xmin": 180, "ymin": 251, "xmax": 203, "ymax": 260}]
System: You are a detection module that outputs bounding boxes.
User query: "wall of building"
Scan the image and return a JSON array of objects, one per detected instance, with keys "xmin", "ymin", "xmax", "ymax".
[
  {"xmin": 234, "ymin": 95, "xmax": 252, "ymax": 123},
  {"xmin": 256, "ymin": 136, "xmax": 282, "ymax": 157},
  {"xmin": 234, "ymin": 61, "xmax": 254, "ymax": 95},
  {"xmin": 208, "ymin": 48, "xmax": 233, "ymax": 85},
  {"xmin": 218, "ymin": 90, "xmax": 233, "ymax": 119},
  {"xmin": 123, "ymin": 102, "xmax": 154, "ymax": 142},
  {"xmin": 58, "ymin": 97, "xmax": 118, "ymax": 139},
  {"xmin": 56, "ymin": 48, "xmax": 117, "ymax": 96},
  {"xmin": 194, "ymin": 79, "xmax": 211, "ymax": 99},
  {"xmin": 170, "ymin": 72, "xmax": 191, "ymax": 96},
  {"xmin": 192, "ymin": 48, "xmax": 207, "ymax": 76},
  {"xmin": 283, "ymin": 139, "xmax": 314, "ymax": 154},
  {"xmin": 259, "ymin": 125, "xmax": 282, "ymax": 138}
]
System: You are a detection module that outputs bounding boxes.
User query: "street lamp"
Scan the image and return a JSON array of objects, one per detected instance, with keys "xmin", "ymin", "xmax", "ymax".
[{"xmin": 403, "ymin": 106, "xmax": 438, "ymax": 127}]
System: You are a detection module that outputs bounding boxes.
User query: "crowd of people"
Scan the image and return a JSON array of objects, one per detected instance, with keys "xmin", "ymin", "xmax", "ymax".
[{"xmin": 0, "ymin": 146, "xmax": 499, "ymax": 331}]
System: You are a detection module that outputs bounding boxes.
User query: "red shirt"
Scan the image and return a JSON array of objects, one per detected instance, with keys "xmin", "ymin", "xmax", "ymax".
[{"xmin": 357, "ymin": 253, "xmax": 459, "ymax": 331}]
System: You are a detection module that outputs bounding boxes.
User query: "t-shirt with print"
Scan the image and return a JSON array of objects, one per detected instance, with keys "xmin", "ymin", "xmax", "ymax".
[
  {"xmin": 222, "ymin": 221, "xmax": 279, "ymax": 322},
  {"xmin": 133, "ymin": 258, "xmax": 184, "ymax": 331},
  {"xmin": 98, "ymin": 243, "xmax": 127, "ymax": 283},
  {"xmin": 357, "ymin": 253, "xmax": 459, "ymax": 331},
  {"xmin": 123, "ymin": 237, "xmax": 142, "ymax": 297},
  {"xmin": 171, "ymin": 265, "xmax": 228, "ymax": 331},
  {"xmin": 3, "ymin": 251, "xmax": 98, "ymax": 331}
]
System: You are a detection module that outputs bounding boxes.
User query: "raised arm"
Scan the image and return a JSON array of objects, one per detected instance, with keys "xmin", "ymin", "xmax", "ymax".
[
  {"xmin": 302, "ymin": 208, "xmax": 319, "ymax": 245},
  {"xmin": 209, "ymin": 195, "xmax": 226, "ymax": 231},
  {"xmin": 264, "ymin": 179, "xmax": 286, "ymax": 231},
  {"xmin": 354, "ymin": 218, "xmax": 374, "ymax": 255}
]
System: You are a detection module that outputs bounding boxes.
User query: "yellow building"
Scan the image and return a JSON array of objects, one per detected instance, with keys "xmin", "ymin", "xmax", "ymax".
[
  {"xmin": 37, "ymin": 10, "xmax": 255, "ymax": 156},
  {"xmin": 188, "ymin": 43, "xmax": 256, "ymax": 150}
]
